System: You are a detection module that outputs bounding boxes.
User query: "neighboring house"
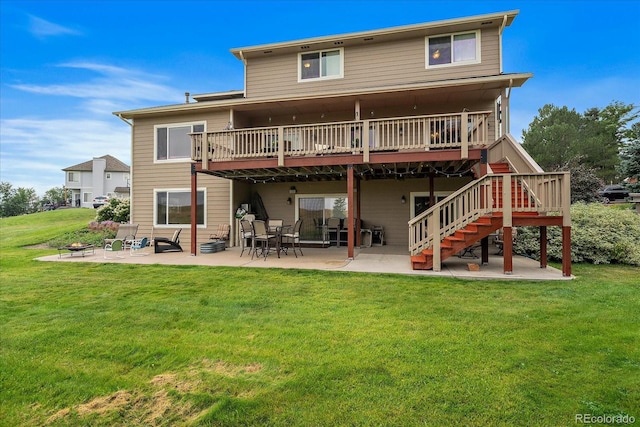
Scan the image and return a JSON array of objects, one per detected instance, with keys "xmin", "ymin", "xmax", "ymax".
[
  {"xmin": 114, "ymin": 10, "xmax": 571, "ymax": 276},
  {"xmin": 62, "ymin": 155, "xmax": 130, "ymax": 208}
]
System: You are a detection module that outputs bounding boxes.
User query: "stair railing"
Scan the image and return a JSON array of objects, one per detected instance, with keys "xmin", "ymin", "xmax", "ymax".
[
  {"xmin": 408, "ymin": 175, "xmax": 495, "ymax": 255},
  {"xmin": 408, "ymin": 172, "xmax": 570, "ymax": 256}
]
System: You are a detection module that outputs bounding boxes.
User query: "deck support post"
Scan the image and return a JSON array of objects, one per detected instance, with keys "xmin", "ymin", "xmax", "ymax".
[
  {"xmin": 347, "ymin": 164, "xmax": 355, "ymax": 259},
  {"xmin": 503, "ymin": 174, "xmax": 513, "ymax": 274},
  {"xmin": 356, "ymin": 175, "xmax": 361, "ymax": 247},
  {"xmin": 540, "ymin": 226, "xmax": 547, "ymax": 269},
  {"xmin": 562, "ymin": 226, "xmax": 572, "ymax": 277},
  {"xmin": 481, "ymin": 235, "xmax": 489, "ymax": 265},
  {"xmin": 190, "ymin": 163, "xmax": 198, "ymax": 256}
]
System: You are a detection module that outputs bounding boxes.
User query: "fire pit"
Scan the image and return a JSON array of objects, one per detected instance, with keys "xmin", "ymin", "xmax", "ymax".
[{"xmin": 58, "ymin": 242, "xmax": 95, "ymax": 258}]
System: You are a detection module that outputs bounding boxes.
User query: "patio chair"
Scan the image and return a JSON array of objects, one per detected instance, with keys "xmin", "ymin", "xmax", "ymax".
[
  {"xmin": 251, "ymin": 220, "xmax": 276, "ymax": 260},
  {"xmin": 239, "ymin": 219, "xmax": 253, "ymax": 257},
  {"xmin": 326, "ymin": 217, "xmax": 341, "ymax": 246},
  {"xmin": 154, "ymin": 229, "xmax": 183, "ymax": 253},
  {"xmin": 130, "ymin": 237, "xmax": 149, "ymax": 256},
  {"xmin": 103, "ymin": 239, "xmax": 124, "ymax": 259},
  {"xmin": 209, "ymin": 224, "xmax": 230, "ymax": 245},
  {"xmin": 281, "ymin": 219, "xmax": 303, "ymax": 258},
  {"xmin": 495, "ymin": 227, "xmax": 518, "ymax": 255},
  {"xmin": 104, "ymin": 223, "xmax": 138, "ymax": 249},
  {"xmin": 458, "ymin": 240, "xmax": 481, "ymax": 259},
  {"xmin": 267, "ymin": 219, "xmax": 283, "ymax": 233}
]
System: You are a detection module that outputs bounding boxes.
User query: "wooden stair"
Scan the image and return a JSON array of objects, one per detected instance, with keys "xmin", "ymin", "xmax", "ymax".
[
  {"xmin": 411, "ymin": 215, "xmax": 503, "ymax": 270},
  {"xmin": 411, "ymin": 163, "xmax": 539, "ymax": 271}
]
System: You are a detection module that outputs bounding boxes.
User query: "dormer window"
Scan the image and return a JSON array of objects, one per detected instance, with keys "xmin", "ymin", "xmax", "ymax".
[
  {"xmin": 299, "ymin": 48, "xmax": 343, "ymax": 82},
  {"xmin": 426, "ymin": 31, "xmax": 480, "ymax": 68}
]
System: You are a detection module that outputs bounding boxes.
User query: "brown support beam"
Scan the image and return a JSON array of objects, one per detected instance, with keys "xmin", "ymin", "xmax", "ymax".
[
  {"xmin": 347, "ymin": 165, "xmax": 355, "ymax": 259},
  {"xmin": 429, "ymin": 174, "xmax": 435, "ymax": 208},
  {"xmin": 481, "ymin": 236, "xmax": 489, "ymax": 265},
  {"xmin": 503, "ymin": 226, "xmax": 513, "ymax": 274},
  {"xmin": 479, "ymin": 148, "xmax": 488, "ymax": 177},
  {"xmin": 562, "ymin": 226, "xmax": 572, "ymax": 277},
  {"xmin": 190, "ymin": 164, "xmax": 198, "ymax": 256},
  {"xmin": 540, "ymin": 226, "xmax": 547, "ymax": 269},
  {"xmin": 356, "ymin": 175, "xmax": 361, "ymax": 247}
]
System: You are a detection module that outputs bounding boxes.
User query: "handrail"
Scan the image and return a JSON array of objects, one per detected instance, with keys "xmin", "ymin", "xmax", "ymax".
[
  {"xmin": 408, "ymin": 172, "xmax": 570, "ymax": 256},
  {"xmin": 191, "ymin": 110, "xmax": 492, "ymax": 164}
]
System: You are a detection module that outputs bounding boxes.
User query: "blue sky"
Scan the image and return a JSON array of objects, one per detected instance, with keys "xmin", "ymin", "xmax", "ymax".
[{"xmin": 1, "ymin": 0, "xmax": 639, "ymax": 195}]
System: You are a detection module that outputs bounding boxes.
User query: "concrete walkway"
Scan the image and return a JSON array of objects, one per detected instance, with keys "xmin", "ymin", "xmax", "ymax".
[{"xmin": 39, "ymin": 244, "xmax": 572, "ymax": 281}]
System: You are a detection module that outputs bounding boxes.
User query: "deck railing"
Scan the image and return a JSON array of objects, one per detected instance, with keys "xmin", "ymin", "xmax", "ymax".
[
  {"xmin": 191, "ymin": 111, "xmax": 491, "ymax": 166},
  {"xmin": 408, "ymin": 172, "xmax": 571, "ymax": 260}
]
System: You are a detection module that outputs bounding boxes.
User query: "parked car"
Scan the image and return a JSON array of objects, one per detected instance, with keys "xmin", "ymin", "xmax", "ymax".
[
  {"xmin": 598, "ymin": 185, "xmax": 629, "ymax": 203},
  {"xmin": 92, "ymin": 195, "xmax": 110, "ymax": 208}
]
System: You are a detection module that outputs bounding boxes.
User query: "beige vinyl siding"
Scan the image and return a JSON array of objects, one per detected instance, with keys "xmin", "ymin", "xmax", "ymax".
[
  {"xmin": 253, "ymin": 177, "xmax": 472, "ymax": 248},
  {"xmin": 131, "ymin": 112, "xmax": 232, "ymax": 249},
  {"xmin": 247, "ymin": 28, "xmax": 500, "ymax": 99}
]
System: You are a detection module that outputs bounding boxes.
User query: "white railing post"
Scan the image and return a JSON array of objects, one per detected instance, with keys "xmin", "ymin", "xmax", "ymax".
[
  {"xmin": 363, "ymin": 120, "xmax": 370, "ymax": 163},
  {"xmin": 563, "ymin": 172, "xmax": 571, "ymax": 227},
  {"xmin": 432, "ymin": 206, "xmax": 441, "ymax": 272},
  {"xmin": 461, "ymin": 112, "xmax": 468, "ymax": 159},
  {"xmin": 278, "ymin": 126, "xmax": 284, "ymax": 166},
  {"xmin": 503, "ymin": 174, "xmax": 512, "ymax": 227}
]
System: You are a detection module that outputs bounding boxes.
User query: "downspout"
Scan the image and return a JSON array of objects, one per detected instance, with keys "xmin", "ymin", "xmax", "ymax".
[
  {"xmin": 116, "ymin": 113, "xmax": 134, "ymax": 224},
  {"xmin": 239, "ymin": 50, "xmax": 247, "ymax": 98}
]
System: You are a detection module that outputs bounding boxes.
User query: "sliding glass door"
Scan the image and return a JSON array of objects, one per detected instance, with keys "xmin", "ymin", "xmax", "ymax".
[{"xmin": 297, "ymin": 194, "xmax": 347, "ymax": 241}]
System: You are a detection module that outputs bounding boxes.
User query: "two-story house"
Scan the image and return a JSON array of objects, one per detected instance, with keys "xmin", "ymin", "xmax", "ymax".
[
  {"xmin": 63, "ymin": 155, "xmax": 130, "ymax": 208},
  {"xmin": 114, "ymin": 10, "xmax": 571, "ymax": 276}
]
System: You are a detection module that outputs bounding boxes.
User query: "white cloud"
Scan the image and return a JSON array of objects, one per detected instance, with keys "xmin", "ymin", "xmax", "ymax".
[
  {"xmin": 2, "ymin": 61, "xmax": 186, "ymax": 195},
  {"xmin": 28, "ymin": 15, "xmax": 81, "ymax": 38},
  {"xmin": 10, "ymin": 61, "xmax": 183, "ymax": 103},
  {"xmin": 0, "ymin": 117, "xmax": 131, "ymax": 195}
]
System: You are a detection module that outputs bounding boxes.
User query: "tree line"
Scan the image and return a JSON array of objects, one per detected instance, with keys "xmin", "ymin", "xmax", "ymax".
[
  {"xmin": 521, "ymin": 101, "xmax": 639, "ymax": 202},
  {"xmin": 0, "ymin": 183, "xmax": 67, "ymax": 217}
]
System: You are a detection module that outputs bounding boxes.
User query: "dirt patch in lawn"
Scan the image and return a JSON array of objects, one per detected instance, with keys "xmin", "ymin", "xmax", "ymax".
[{"xmin": 44, "ymin": 359, "xmax": 265, "ymax": 425}]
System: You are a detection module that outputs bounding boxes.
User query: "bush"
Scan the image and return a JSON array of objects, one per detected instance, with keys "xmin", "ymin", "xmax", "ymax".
[
  {"xmin": 95, "ymin": 198, "xmax": 130, "ymax": 223},
  {"xmin": 514, "ymin": 203, "xmax": 640, "ymax": 266}
]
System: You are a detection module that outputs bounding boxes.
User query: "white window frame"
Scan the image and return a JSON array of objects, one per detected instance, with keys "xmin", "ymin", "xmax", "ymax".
[
  {"xmin": 154, "ymin": 121, "xmax": 206, "ymax": 163},
  {"xmin": 83, "ymin": 192, "xmax": 92, "ymax": 203},
  {"xmin": 153, "ymin": 188, "xmax": 207, "ymax": 228},
  {"xmin": 298, "ymin": 48, "xmax": 344, "ymax": 82},
  {"xmin": 68, "ymin": 172, "xmax": 79, "ymax": 183},
  {"xmin": 106, "ymin": 172, "xmax": 112, "ymax": 179},
  {"xmin": 425, "ymin": 30, "xmax": 481, "ymax": 69}
]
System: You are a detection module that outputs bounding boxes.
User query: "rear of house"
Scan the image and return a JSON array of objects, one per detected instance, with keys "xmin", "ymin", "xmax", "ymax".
[{"xmin": 114, "ymin": 10, "xmax": 571, "ymax": 276}]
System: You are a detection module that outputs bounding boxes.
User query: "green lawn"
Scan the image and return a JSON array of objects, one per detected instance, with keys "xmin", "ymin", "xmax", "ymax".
[{"xmin": 1, "ymin": 209, "xmax": 639, "ymax": 426}]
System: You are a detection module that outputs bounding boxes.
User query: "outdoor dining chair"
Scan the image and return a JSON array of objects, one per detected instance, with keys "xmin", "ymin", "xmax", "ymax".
[
  {"xmin": 251, "ymin": 220, "xmax": 276, "ymax": 260},
  {"xmin": 281, "ymin": 218, "xmax": 303, "ymax": 258}
]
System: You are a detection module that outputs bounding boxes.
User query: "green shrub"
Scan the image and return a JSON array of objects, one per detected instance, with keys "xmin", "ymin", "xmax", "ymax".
[
  {"xmin": 95, "ymin": 198, "xmax": 130, "ymax": 223},
  {"xmin": 514, "ymin": 202, "xmax": 640, "ymax": 266}
]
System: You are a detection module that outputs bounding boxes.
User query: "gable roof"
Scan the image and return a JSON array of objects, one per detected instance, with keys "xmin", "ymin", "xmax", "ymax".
[
  {"xmin": 62, "ymin": 155, "xmax": 130, "ymax": 172},
  {"xmin": 231, "ymin": 10, "xmax": 518, "ymax": 60}
]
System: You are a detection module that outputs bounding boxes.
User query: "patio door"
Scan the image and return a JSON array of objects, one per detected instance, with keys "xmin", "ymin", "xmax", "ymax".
[
  {"xmin": 296, "ymin": 194, "xmax": 347, "ymax": 241},
  {"xmin": 410, "ymin": 192, "xmax": 450, "ymax": 218}
]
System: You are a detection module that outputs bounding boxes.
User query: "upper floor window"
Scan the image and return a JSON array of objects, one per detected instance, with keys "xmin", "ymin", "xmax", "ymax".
[
  {"xmin": 155, "ymin": 122, "xmax": 205, "ymax": 162},
  {"xmin": 106, "ymin": 172, "xmax": 112, "ymax": 179},
  {"xmin": 68, "ymin": 172, "xmax": 79, "ymax": 182},
  {"xmin": 299, "ymin": 48, "xmax": 343, "ymax": 82},
  {"xmin": 426, "ymin": 31, "xmax": 480, "ymax": 68}
]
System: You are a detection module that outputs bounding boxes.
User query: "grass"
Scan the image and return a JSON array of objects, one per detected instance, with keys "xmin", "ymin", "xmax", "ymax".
[{"xmin": 1, "ymin": 209, "xmax": 639, "ymax": 426}]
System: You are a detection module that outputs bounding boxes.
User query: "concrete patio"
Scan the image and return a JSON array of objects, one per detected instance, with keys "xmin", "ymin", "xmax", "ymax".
[{"xmin": 39, "ymin": 244, "xmax": 572, "ymax": 281}]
